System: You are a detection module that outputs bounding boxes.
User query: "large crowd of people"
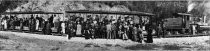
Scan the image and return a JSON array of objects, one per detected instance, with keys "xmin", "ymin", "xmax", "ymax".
[
  {"xmin": 0, "ymin": 14, "xmax": 155, "ymax": 43},
  {"xmin": 65, "ymin": 14, "xmax": 154, "ymax": 43}
]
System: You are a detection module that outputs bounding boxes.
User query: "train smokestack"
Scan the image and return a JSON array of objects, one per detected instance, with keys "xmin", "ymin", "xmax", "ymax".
[{"xmin": 187, "ymin": 0, "xmax": 196, "ymax": 13}]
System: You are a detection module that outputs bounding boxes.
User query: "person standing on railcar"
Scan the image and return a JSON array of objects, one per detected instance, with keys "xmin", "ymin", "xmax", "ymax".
[
  {"xmin": 9, "ymin": 16, "xmax": 14, "ymax": 30},
  {"xmin": 14, "ymin": 16, "xmax": 19, "ymax": 30},
  {"xmin": 76, "ymin": 22, "xmax": 82, "ymax": 36},
  {"xmin": 106, "ymin": 21, "xmax": 112, "ymax": 39},
  {"xmin": 56, "ymin": 17, "xmax": 62, "ymax": 34},
  {"xmin": 49, "ymin": 15, "xmax": 54, "ymax": 27},
  {"xmin": 90, "ymin": 23, "xmax": 95, "ymax": 39},
  {"xmin": 6, "ymin": 16, "xmax": 10, "ymax": 30},
  {"xmin": 29, "ymin": 15, "xmax": 36, "ymax": 32},
  {"xmin": 42, "ymin": 20, "xmax": 47, "ymax": 34},
  {"xmin": 19, "ymin": 18, "xmax": 24, "ymax": 31},
  {"xmin": 132, "ymin": 24, "xmax": 138, "ymax": 42},
  {"xmin": 39, "ymin": 17, "xmax": 44, "ymax": 29},
  {"xmin": 98, "ymin": 21, "xmax": 102, "ymax": 38},
  {"xmin": 111, "ymin": 22, "xmax": 117, "ymax": 39},
  {"xmin": 128, "ymin": 21, "xmax": 134, "ymax": 40},
  {"xmin": 61, "ymin": 21, "xmax": 66, "ymax": 35},
  {"xmin": 0, "ymin": 17, "xmax": 2, "ymax": 31},
  {"xmin": 118, "ymin": 24, "xmax": 123, "ymax": 39},
  {"xmin": 2, "ymin": 16, "xmax": 8, "ymax": 30},
  {"xmin": 137, "ymin": 24, "xmax": 144, "ymax": 43},
  {"xmin": 46, "ymin": 20, "xmax": 52, "ymax": 35},
  {"xmin": 84, "ymin": 21, "xmax": 90, "ymax": 39},
  {"xmin": 156, "ymin": 23, "xmax": 162, "ymax": 38},
  {"xmin": 93, "ymin": 19, "xmax": 99, "ymax": 38},
  {"xmin": 145, "ymin": 21, "xmax": 154, "ymax": 43},
  {"xmin": 0, "ymin": 17, "xmax": 3, "ymax": 30},
  {"xmin": 123, "ymin": 22, "xmax": 129, "ymax": 40},
  {"xmin": 116, "ymin": 17, "xmax": 121, "ymax": 39},
  {"xmin": 35, "ymin": 15, "xmax": 40, "ymax": 31},
  {"xmin": 101, "ymin": 18, "xmax": 107, "ymax": 38},
  {"xmin": 67, "ymin": 22, "xmax": 75, "ymax": 39}
]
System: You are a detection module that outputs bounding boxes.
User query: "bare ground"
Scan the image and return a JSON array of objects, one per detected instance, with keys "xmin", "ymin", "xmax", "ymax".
[{"xmin": 0, "ymin": 31, "xmax": 210, "ymax": 51}]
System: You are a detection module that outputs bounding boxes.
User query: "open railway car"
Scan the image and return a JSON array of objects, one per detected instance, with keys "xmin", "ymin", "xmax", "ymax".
[{"xmin": 0, "ymin": 11, "xmax": 63, "ymax": 34}]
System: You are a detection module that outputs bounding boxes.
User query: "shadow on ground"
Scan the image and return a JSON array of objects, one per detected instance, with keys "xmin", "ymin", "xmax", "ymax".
[
  {"xmin": 124, "ymin": 44, "xmax": 193, "ymax": 50},
  {"xmin": 0, "ymin": 35, "xmax": 9, "ymax": 39},
  {"xmin": 206, "ymin": 40, "xmax": 210, "ymax": 44},
  {"xmin": 124, "ymin": 44, "xmax": 160, "ymax": 50}
]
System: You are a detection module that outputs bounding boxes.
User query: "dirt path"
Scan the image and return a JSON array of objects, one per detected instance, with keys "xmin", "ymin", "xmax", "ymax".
[{"xmin": 0, "ymin": 31, "xmax": 210, "ymax": 51}]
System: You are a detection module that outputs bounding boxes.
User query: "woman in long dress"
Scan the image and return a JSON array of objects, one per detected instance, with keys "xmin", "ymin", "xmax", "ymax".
[
  {"xmin": 61, "ymin": 21, "xmax": 66, "ymax": 34},
  {"xmin": 76, "ymin": 22, "xmax": 82, "ymax": 36},
  {"xmin": 3, "ymin": 19, "xmax": 7, "ymax": 30},
  {"xmin": 35, "ymin": 19, "xmax": 39, "ymax": 31}
]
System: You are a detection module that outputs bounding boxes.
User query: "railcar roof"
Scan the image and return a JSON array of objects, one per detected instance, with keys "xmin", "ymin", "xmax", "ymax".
[
  {"xmin": 65, "ymin": 10, "xmax": 155, "ymax": 16},
  {"xmin": 177, "ymin": 13, "xmax": 192, "ymax": 16},
  {"xmin": 1, "ymin": 11, "xmax": 63, "ymax": 14}
]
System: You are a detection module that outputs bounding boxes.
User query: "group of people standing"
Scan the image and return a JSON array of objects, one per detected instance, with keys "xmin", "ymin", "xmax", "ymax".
[
  {"xmin": 65, "ymin": 15, "xmax": 154, "ymax": 43},
  {"xmin": 0, "ymin": 14, "xmax": 154, "ymax": 43},
  {"xmin": 0, "ymin": 15, "xmax": 55, "ymax": 35},
  {"xmin": 0, "ymin": 15, "xmax": 21, "ymax": 30}
]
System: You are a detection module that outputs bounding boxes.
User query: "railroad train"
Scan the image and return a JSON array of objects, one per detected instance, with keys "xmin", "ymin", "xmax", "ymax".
[{"xmin": 0, "ymin": 10, "xmax": 209, "ymax": 38}]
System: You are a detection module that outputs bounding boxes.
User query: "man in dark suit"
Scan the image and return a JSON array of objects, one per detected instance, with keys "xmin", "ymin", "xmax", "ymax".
[
  {"xmin": 19, "ymin": 18, "xmax": 24, "ymax": 31},
  {"xmin": 29, "ymin": 15, "xmax": 36, "ymax": 32},
  {"xmin": 145, "ymin": 21, "xmax": 154, "ymax": 43}
]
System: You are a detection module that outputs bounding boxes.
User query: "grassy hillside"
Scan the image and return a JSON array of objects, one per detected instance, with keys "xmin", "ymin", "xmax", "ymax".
[{"xmin": 0, "ymin": 0, "xmax": 206, "ymax": 19}]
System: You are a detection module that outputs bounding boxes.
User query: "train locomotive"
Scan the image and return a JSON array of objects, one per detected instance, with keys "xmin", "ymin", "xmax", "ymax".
[
  {"xmin": 161, "ymin": 13, "xmax": 210, "ymax": 36},
  {"xmin": 162, "ymin": 13, "xmax": 197, "ymax": 36}
]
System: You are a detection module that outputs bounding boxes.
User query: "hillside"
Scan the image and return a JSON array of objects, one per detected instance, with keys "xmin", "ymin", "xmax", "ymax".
[{"xmin": 0, "ymin": 0, "xmax": 209, "ymax": 20}]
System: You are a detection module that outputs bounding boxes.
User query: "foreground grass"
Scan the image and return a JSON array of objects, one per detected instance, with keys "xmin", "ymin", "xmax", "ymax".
[{"xmin": 0, "ymin": 32, "xmax": 210, "ymax": 51}]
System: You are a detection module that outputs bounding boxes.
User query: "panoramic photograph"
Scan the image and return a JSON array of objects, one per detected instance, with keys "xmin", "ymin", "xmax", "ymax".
[{"xmin": 0, "ymin": 0, "xmax": 210, "ymax": 51}]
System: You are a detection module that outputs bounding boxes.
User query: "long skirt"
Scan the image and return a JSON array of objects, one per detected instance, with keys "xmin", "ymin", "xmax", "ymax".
[
  {"xmin": 132, "ymin": 34, "xmax": 138, "ymax": 41},
  {"xmin": 123, "ymin": 33, "xmax": 128, "ymax": 40},
  {"xmin": 36, "ymin": 21, "xmax": 39, "ymax": 30},
  {"xmin": 84, "ymin": 30, "xmax": 91, "ymax": 39}
]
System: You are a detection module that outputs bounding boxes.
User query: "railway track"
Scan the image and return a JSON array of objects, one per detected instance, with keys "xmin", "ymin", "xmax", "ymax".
[{"xmin": 1, "ymin": 29, "xmax": 209, "ymax": 39}]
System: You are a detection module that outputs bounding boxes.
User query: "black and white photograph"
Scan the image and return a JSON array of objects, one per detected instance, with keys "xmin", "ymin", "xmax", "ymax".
[{"xmin": 0, "ymin": 0, "xmax": 209, "ymax": 51}]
